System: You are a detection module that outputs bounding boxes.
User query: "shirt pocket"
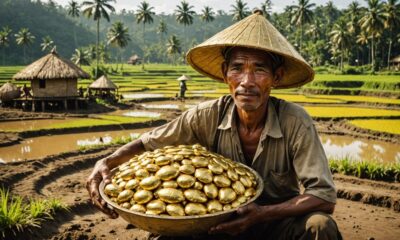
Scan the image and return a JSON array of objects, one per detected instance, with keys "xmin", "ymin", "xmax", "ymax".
[{"xmin": 262, "ymin": 170, "xmax": 299, "ymax": 203}]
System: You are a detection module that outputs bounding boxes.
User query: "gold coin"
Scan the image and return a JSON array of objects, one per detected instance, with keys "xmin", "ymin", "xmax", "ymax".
[
  {"xmin": 134, "ymin": 189, "xmax": 153, "ymax": 204},
  {"xmin": 117, "ymin": 189, "xmax": 134, "ymax": 203},
  {"xmin": 184, "ymin": 189, "xmax": 207, "ymax": 203},
  {"xmin": 104, "ymin": 183, "xmax": 119, "ymax": 197},
  {"xmin": 140, "ymin": 176, "xmax": 161, "ymax": 190},
  {"xmin": 214, "ymin": 175, "xmax": 231, "ymax": 188},
  {"xmin": 146, "ymin": 199, "xmax": 166, "ymax": 215},
  {"xmin": 219, "ymin": 188, "xmax": 237, "ymax": 204},
  {"xmin": 195, "ymin": 168, "xmax": 213, "ymax": 184},
  {"xmin": 156, "ymin": 165, "xmax": 179, "ymax": 180},
  {"xmin": 130, "ymin": 204, "xmax": 146, "ymax": 213},
  {"xmin": 166, "ymin": 204, "xmax": 185, "ymax": 216},
  {"xmin": 177, "ymin": 174, "xmax": 196, "ymax": 188},
  {"xmin": 185, "ymin": 203, "xmax": 207, "ymax": 216},
  {"xmin": 207, "ymin": 200, "xmax": 223, "ymax": 213},
  {"xmin": 203, "ymin": 183, "xmax": 218, "ymax": 199},
  {"xmin": 156, "ymin": 188, "xmax": 185, "ymax": 203}
]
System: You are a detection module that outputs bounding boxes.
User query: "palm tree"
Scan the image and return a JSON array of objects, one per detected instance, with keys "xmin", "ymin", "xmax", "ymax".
[
  {"xmin": 346, "ymin": 1, "xmax": 362, "ymax": 64},
  {"xmin": 82, "ymin": 0, "xmax": 115, "ymax": 78},
  {"xmin": 135, "ymin": 1, "xmax": 155, "ymax": 69},
  {"xmin": 15, "ymin": 28, "xmax": 35, "ymax": 64},
  {"xmin": 261, "ymin": 0, "xmax": 272, "ymax": 19},
  {"xmin": 330, "ymin": 20, "xmax": 352, "ymax": 71},
  {"xmin": 157, "ymin": 19, "xmax": 168, "ymax": 63},
  {"xmin": 200, "ymin": 6, "xmax": 215, "ymax": 40},
  {"xmin": 107, "ymin": 21, "xmax": 131, "ymax": 71},
  {"xmin": 40, "ymin": 36, "xmax": 54, "ymax": 52},
  {"xmin": 0, "ymin": 26, "xmax": 12, "ymax": 65},
  {"xmin": 175, "ymin": 1, "xmax": 195, "ymax": 52},
  {"xmin": 71, "ymin": 48, "xmax": 90, "ymax": 66},
  {"xmin": 289, "ymin": 0, "xmax": 316, "ymax": 54},
  {"xmin": 167, "ymin": 35, "xmax": 181, "ymax": 65},
  {"xmin": 231, "ymin": 0, "xmax": 250, "ymax": 22},
  {"xmin": 359, "ymin": 0, "xmax": 385, "ymax": 70},
  {"xmin": 383, "ymin": 0, "xmax": 400, "ymax": 69},
  {"xmin": 357, "ymin": 31, "xmax": 370, "ymax": 64},
  {"xmin": 67, "ymin": 0, "xmax": 80, "ymax": 48}
]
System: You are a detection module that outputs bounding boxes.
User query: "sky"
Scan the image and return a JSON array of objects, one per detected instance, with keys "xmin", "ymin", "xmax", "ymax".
[{"xmin": 52, "ymin": 0, "xmax": 365, "ymax": 14}]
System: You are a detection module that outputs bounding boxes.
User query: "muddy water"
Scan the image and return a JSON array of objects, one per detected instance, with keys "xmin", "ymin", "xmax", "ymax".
[
  {"xmin": 0, "ymin": 128, "xmax": 154, "ymax": 163},
  {"xmin": 0, "ymin": 118, "xmax": 78, "ymax": 132},
  {"xmin": 122, "ymin": 93, "xmax": 165, "ymax": 99},
  {"xmin": 320, "ymin": 135, "xmax": 400, "ymax": 164}
]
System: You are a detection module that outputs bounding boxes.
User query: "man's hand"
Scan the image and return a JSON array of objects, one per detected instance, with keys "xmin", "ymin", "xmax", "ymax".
[
  {"xmin": 209, "ymin": 203, "xmax": 264, "ymax": 236},
  {"xmin": 86, "ymin": 159, "xmax": 118, "ymax": 218}
]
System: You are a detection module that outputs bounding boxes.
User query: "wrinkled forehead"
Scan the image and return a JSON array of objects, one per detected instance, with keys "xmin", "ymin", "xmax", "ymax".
[{"xmin": 222, "ymin": 47, "xmax": 284, "ymax": 70}]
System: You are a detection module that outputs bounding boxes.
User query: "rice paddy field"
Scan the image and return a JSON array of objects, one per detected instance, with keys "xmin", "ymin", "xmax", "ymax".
[{"xmin": 1, "ymin": 64, "xmax": 399, "ymax": 134}]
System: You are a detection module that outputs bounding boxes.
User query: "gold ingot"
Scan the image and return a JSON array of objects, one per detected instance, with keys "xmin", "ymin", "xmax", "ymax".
[
  {"xmin": 166, "ymin": 204, "xmax": 185, "ymax": 216},
  {"xmin": 146, "ymin": 199, "xmax": 166, "ymax": 215},
  {"xmin": 231, "ymin": 200, "xmax": 241, "ymax": 208},
  {"xmin": 207, "ymin": 200, "xmax": 223, "ymax": 213},
  {"xmin": 219, "ymin": 188, "xmax": 237, "ymax": 204},
  {"xmin": 134, "ymin": 189, "xmax": 153, "ymax": 204},
  {"xmin": 117, "ymin": 181, "xmax": 127, "ymax": 191},
  {"xmin": 117, "ymin": 189, "xmax": 134, "ymax": 203},
  {"xmin": 130, "ymin": 204, "xmax": 146, "ymax": 213},
  {"xmin": 156, "ymin": 166, "xmax": 179, "ymax": 180},
  {"xmin": 214, "ymin": 175, "xmax": 231, "ymax": 188},
  {"xmin": 227, "ymin": 169, "xmax": 239, "ymax": 181},
  {"xmin": 125, "ymin": 179, "xmax": 139, "ymax": 190},
  {"xmin": 162, "ymin": 181, "xmax": 178, "ymax": 188},
  {"xmin": 208, "ymin": 163, "xmax": 223, "ymax": 174},
  {"xmin": 237, "ymin": 195, "xmax": 247, "ymax": 204},
  {"xmin": 120, "ymin": 168, "xmax": 135, "ymax": 180},
  {"xmin": 173, "ymin": 154, "xmax": 184, "ymax": 161},
  {"xmin": 240, "ymin": 175, "xmax": 252, "ymax": 188},
  {"xmin": 179, "ymin": 164, "xmax": 195, "ymax": 175},
  {"xmin": 195, "ymin": 168, "xmax": 213, "ymax": 184},
  {"xmin": 155, "ymin": 156, "xmax": 172, "ymax": 166},
  {"xmin": 232, "ymin": 181, "xmax": 245, "ymax": 195},
  {"xmin": 223, "ymin": 204, "xmax": 232, "ymax": 211},
  {"xmin": 213, "ymin": 158, "xmax": 228, "ymax": 170},
  {"xmin": 156, "ymin": 188, "xmax": 185, "ymax": 203},
  {"xmin": 185, "ymin": 203, "xmax": 207, "ymax": 216},
  {"xmin": 104, "ymin": 183, "xmax": 119, "ymax": 197},
  {"xmin": 181, "ymin": 159, "xmax": 192, "ymax": 165},
  {"xmin": 235, "ymin": 167, "xmax": 247, "ymax": 176},
  {"xmin": 244, "ymin": 188, "xmax": 256, "ymax": 198},
  {"xmin": 146, "ymin": 163, "xmax": 159, "ymax": 172},
  {"xmin": 191, "ymin": 156, "xmax": 209, "ymax": 168},
  {"xmin": 140, "ymin": 176, "xmax": 161, "ymax": 190},
  {"xmin": 194, "ymin": 181, "xmax": 203, "ymax": 190},
  {"xmin": 135, "ymin": 169, "xmax": 149, "ymax": 180},
  {"xmin": 177, "ymin": 174, "xmax": 196, "ymax": 188},
  {"xmin": 184, "ymin": 189, "xmax": 207, "ymax": 203},
  {"xmin": 121, "ymin": 202, "xmax": 132, "ymax": 209},
  {"xmin": 203, "ymin": 183, "xmax": 218, "ymax": 199}
]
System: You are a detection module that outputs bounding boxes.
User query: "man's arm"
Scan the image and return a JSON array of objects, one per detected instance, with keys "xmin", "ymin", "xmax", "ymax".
[
  {"xmin": 209, "ymin": 194, "xmax": 335, "ymax": 236},
  {"xmin": 86, "ymin": 139, "xmax": 145, "ymax": 218}
]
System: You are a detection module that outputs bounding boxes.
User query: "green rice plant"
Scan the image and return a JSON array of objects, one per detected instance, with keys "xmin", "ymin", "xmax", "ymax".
[
  {"xmin": 304, "ymin": 106, "xmax": 400, "ymax": 118},
  {"xmin": 44, "ymin": 198, "xmax": 70, "ymax": 215},
  {"xmin": 28, "ymin": 198, "xmax": 51, "ymax": 219},
  {"xmin": 0, "ymin": 188, "xmax": 38, "ymax": 237}
]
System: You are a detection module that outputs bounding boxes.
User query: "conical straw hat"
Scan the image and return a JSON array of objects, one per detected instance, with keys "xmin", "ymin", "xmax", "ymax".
[
  {"xmin": 186, "ymin": 10, "xmax": 314, "ymax": 89},
  {"xmin": 177, "ymin": 74, "xmax": 191, "ymax": 81}
]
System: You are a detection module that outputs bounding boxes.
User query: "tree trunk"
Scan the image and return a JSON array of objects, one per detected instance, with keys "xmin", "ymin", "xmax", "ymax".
[
  {"xmin": 142, "ymin": 22, "xmax": 145, "ymax": 70},
  {"xmin": 387, "ymin": 38, "xmax": 392, "ymax": 70},
  {"xmin": 96, "ymin": 19, "xmax": 100, "ymax": 78},
  {"xmin": 371, "ymin": 36, "xmax": 375, "ymax": 72},
  {"xmin": 340, "ymin": 42, "xmax": 344, "ymax": 72},
  {"xmin": 23, "ymin": 45, "xmax": 26, "ymax": 64},
  {"xmin": 73, "ymin": 24, "xmax": 77, "ymax": 49}
]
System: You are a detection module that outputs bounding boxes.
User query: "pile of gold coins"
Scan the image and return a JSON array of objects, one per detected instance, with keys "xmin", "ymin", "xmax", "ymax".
[{"xmin": 103, "ymin": 144, "xmax": 258, "ymax": 216}]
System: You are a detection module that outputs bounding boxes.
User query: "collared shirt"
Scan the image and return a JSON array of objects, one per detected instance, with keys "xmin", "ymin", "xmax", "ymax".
[{"xmin": 140, "ymin": 96, "xmax": 337, "ymax": 204}]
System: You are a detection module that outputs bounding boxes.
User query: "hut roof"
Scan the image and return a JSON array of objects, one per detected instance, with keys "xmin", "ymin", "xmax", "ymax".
[
  {"xmin": 177, "ymin": 74, "xmax": 192, "ymax": 81},
  {"xmin": 390, "ymin": 55, "xmax": 400, "ymax": 63},
  {"xmin": 89, "ymin": 75, "xmax": 118, "ymax": 90},
  {"xmin": 0, "ymin": 82, "xmax": 20, "ymax": 101},
  {"xmin": 13, "ymin": 48, "xmax": 90, "ymax": 80}
]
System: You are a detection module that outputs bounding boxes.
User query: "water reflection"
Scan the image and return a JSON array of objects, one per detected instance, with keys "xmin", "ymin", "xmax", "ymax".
[
  {"xmin": 0, "ymin": 118, "xmax": 78, "ymax": 132},
  {"xmin": 0, "ymin": 129, "xmax": 152, "ymax": 163},
  {"xmin": 122, "ymin": 111, "xmax": 161, "ymax": 118},
  {"xmin": 320, "ymin": 135, "xmax": 400, "ymax": 164}
]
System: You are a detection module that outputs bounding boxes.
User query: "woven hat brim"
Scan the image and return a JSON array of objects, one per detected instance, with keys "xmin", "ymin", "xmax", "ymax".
[{"xmin": 187, "ymin": 44, "xmax": 314, "ymax": 89}]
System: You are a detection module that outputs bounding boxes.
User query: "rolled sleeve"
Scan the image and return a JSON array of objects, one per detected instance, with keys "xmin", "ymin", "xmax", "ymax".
[{"xmin": 292, "ymin": 124, "xmax": 337, "ymax": 204}]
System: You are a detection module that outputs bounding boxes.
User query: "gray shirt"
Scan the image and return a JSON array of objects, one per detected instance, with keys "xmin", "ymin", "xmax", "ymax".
[{"xmin": 140, "ymin": 96, "xmax": 337, "ymax": 204}]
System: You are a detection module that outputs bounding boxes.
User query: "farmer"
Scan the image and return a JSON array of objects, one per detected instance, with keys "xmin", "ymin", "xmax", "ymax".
[
  {"xmin": 87, "ymin": 10, "xmax": 340, "ymax": 240},
  {"xmin": 177, "ymin": 75, "xmax": 190, "ymax": 101}
]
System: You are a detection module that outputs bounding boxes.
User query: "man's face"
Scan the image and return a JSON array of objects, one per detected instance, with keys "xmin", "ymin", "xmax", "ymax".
[{"xmin": 223, "ymin": 48, "xmax": 282, "ymax": 112}]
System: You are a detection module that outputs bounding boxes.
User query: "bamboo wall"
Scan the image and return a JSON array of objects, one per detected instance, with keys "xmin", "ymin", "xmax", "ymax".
[{"xmin": 32, "ymin": 78, "xmax": 78, "ymax": 97}]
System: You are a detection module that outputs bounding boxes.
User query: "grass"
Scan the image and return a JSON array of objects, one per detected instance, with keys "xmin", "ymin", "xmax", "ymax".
[
  {"xmin": 329, "ymin": 157, "xmax": 400, "ymax": 182},
  {"xmin": 0, "ymin": 187, "xmax": 69, "ymax": 237},
  {"xmin": 304, "ymin": 106, "xmax": 400, "ymax": 119},
  {"xmin": 313, "ymin": 95, "xmax": 400, "ymax": 105},
  {"xmin": 78, "ymin": 133, "xmax": 138, "ymax": 151},
  {"xmin": 348, "ymin": 119, "xmax": 400, "ymax": 134}
]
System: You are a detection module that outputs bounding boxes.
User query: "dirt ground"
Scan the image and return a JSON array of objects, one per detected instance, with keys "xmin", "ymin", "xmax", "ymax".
[{"xmin": 1, "ymin": 100, "xmax": 400, "ymax": 239}]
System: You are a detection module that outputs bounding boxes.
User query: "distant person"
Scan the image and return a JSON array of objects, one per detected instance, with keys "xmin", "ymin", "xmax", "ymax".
[
  {"xmin": 22, "ymin": 84, "xmax": 31, "ymax": 100},
  {"xmin": 179, "ymin": 80, "xmax": 187, "ymax": 101}
]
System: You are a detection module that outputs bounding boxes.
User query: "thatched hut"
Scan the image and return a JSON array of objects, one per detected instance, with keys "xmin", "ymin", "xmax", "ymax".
[
  {"xmin": 0, "ymin": 82, "xmax": 20, "ymax": 102},
  {"xmin": 88, "ymin": 75, "xmax": 118, "ymax": 100},
  {"xmin": 127, "ymin": 54, "xmax": 142, "ymax": 65},
  {"xmin": 13, "ymin": 48, "xmax": 90, "ymax": 111},
  {"xmin": 390, "ymin": 55, "xmax": 400, "ymax": 71}
]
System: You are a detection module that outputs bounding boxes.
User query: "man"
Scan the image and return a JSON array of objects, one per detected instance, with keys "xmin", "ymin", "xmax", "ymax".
[
  {"xmin": 179, "ymin": 79, "xmax": 187, "ymax": 101},
  {"xmin": 87, "ymin": 10, "xmax": 340, "ymax": 239}
]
